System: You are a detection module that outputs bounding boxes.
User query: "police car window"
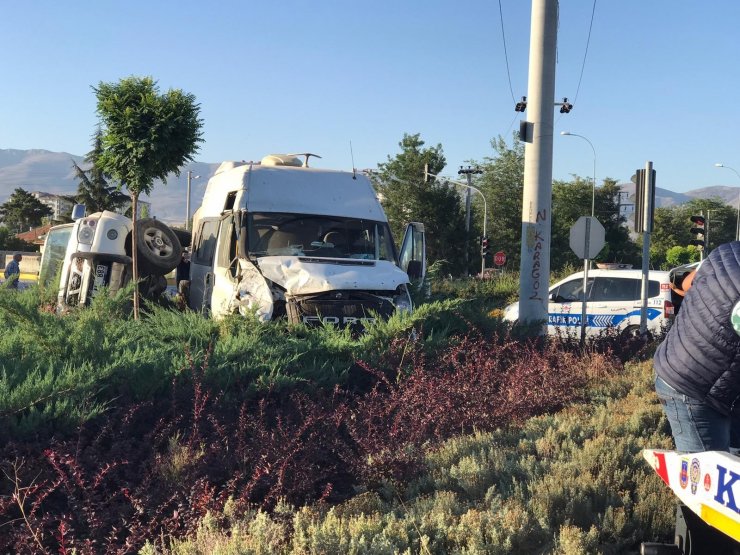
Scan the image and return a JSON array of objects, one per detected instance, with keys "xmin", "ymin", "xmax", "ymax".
[
  {"xmin": 589, "ymin": 277, "xmax": 661, "ymax": 301},
  {"xmin": 591, "ymin": 277, "xmax": 637, "ymax": 302},
  {"xmin": 552, "ymin": 278, "xmax": 593, "ymax": 302},
  {"xmin": 648, "ymin": 280, "xmax": 660, "ymax": 298}
]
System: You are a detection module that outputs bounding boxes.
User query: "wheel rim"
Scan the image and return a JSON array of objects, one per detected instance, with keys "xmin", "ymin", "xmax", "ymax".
[
  {"xmin": 622, "ymin": 326, "xmax": 640, "ymax": 338},
  {"xmin": 143, "ymin": 228, "xmax": 173, "ymax": 258}
]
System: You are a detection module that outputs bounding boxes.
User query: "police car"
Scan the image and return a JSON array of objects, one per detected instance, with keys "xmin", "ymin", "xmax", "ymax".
[{"xmin": 503, "ymin": 267, "xmax": 676, "ymax": 337}]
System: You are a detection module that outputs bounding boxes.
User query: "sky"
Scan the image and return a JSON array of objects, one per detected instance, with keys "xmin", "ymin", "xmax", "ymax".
[{"xmin": 2, "ymin": 0, "xmax": 740, "ymax": 193}]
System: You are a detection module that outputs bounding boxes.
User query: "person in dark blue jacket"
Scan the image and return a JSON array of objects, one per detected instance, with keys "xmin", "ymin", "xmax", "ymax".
[
  {"xmin": 653, "ymin": 241, "xmax": 740, "ymax": 452},
  {"xmin": 654, "ymin": 241, "xmax": 740, "ymax": 453},
  {"xmin": 3, "ymin": 253, "xmax": 22, "ymax": 288}
]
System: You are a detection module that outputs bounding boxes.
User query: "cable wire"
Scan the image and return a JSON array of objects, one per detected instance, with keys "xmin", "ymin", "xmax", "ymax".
[
  {"xmin": 502, "ymin": 113, "xmax": 518, "ymax": 141},
  {"xmin": 572, "ymin": 0, "xmax": 597, "ymax": 106},
  {"xmin": 498, "ymin": 0, "xmax": 517, "ymax": 102}
]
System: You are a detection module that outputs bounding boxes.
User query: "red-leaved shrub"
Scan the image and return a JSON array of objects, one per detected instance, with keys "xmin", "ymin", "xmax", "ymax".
[{"xmin": 0, "ymin": 333, "xmax": 622, "ymax": 553}]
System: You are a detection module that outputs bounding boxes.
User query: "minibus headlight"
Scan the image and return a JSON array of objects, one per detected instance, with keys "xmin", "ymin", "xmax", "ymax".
[{"xmin": 77, "ymin": 219, "xmax": 97, "ymax": 244}]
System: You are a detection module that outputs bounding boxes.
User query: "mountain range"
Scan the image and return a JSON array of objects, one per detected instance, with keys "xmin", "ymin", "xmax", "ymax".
[
  {"xmin": 1, "ymin": 148, "xmax": 739, "ymax": 224},
  {"xmin": 0, "ymin": 149, "xmax": 221, "ymax": 224}
]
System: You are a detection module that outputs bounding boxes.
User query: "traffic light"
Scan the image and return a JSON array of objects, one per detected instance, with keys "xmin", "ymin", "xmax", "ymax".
[
  {"xmin": 481, "ymin": 236, "xmax": 490, "ymax": 256},
  {"xmin": 689, "ymin": 215, "xmax": 706, "ymax": 250}
]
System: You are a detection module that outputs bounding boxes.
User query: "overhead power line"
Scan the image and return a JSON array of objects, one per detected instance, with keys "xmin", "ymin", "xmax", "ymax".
[
  {"xmin": 572, "ymin": 0, "xmax": 597, "ymax": 106},
  {"xmin": 498, "ymin": 0, "xmax": 517, "ymax": 103}
]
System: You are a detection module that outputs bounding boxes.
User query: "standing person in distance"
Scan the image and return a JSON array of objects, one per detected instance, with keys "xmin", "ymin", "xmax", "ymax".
[{"xmin": 3, "ymin": 253, "xmax": 22, "ymax": 289}]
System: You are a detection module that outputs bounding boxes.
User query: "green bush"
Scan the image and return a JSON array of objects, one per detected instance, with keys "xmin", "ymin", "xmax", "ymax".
[
  {"xmin": 152, "ymin": 361, "xmax": 677, "ymax": 554},
  {"xmin": 0, "ymin": 272, "xmax": 678, "ymax": 553},
  {"xmin": 0, "ymin": 283, "xmax": 497, "ymax": 440}
]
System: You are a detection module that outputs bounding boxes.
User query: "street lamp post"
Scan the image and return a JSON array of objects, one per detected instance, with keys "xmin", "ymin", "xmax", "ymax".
[
  {"xmin": 424, "ymin": 168, "xmax": 489, "ymax": 275},
  {"xmin": 560, "ymin": 131, "xmax": 596, "ymax": 217},
  {"xmin": 714, "ymin": 163, "xmax": 740, "ymax": 241},
  {"xmin": 561, "ymin": 131, "xmax": 598, "ymax": 344},
  {"xmin": 186, "ymin": 170, "xmax": 200, "ymax": 231},
  {"xmin": 458, "ymin": 165, "xmax": 483, "ymax": 275}
]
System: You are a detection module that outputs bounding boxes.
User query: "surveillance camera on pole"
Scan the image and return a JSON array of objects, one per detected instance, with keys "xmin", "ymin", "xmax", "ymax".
[{"xmin": 555, "ymin": 97, "xmax": 573, "ymax": 114}]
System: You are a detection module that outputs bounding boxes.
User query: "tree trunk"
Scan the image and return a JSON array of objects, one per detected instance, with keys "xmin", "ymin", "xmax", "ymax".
[{"xmin": 131, "ymin": 193, "xmax": 140, "ymax": 320}]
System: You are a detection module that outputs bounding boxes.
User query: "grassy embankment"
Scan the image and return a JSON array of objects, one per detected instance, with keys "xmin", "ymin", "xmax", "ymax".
[{"xmin": 0, "ymin": 271, "xmax": 676, "ymax": 554}]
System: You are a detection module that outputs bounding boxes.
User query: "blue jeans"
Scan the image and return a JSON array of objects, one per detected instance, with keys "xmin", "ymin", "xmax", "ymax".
[{"xmin": 654, "ymin": 375, "xmax": 733, "ymax": 453}]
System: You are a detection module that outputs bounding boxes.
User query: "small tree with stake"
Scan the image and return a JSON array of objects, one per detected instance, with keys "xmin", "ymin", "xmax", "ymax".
[{"xmin": 94, "ymin": 76, "xmax": 203, "ymax": 319}]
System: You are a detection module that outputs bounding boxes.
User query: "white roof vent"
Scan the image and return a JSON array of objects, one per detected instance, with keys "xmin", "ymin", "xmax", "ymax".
[
  {"xmin": 261, "ymin": 154, "xmax": 304, "ymax": 167},
  {"xmin": 215, "ymin": 161, "xmax": 248, "ymax": 175}
]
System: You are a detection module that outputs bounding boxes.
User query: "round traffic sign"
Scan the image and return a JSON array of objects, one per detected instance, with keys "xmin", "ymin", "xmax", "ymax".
[{"xmin": 494, "ymin": 251, "xmax": 506, "ymax": 266}]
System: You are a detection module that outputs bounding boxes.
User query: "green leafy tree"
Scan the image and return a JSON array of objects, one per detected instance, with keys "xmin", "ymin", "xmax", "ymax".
[
  {"xmin": 94, "ymin": 76, "xmax": 203, "ymax": 318},
  {"xmin": 548, "ymin": 176, "xmax": 639, "ymax": 271},
  {"xmin": 649, "ymin": 198, "xmax": 735, "ymax": 268},
  {"xmin": 374, "ymin": 133, "xmax": 467, "ymax": 273},
  {"xmin": 665, "ymin": 245, "xmax": 701, "ymax": 267},
  {"xmin": 649, "ymin": 206, "xmax": 686, "ymax": 266},
  {"xmin": 475, "ymin": 136, "xmax": 525, "ymax": 271},
  {"xmin": 550, "ymin": 177, "xmax": 593, "ymax": 269},
  {"xmin": 476, "ymin": 137, "xmax": 641, "ymax": 273},
  {"xmin": 0, "ymin": 226, "xmax": 34, "ymax": 251},
  {"xmin": 0, "ymin": 188, "xmax": 52, "ymax": 233},
  {"xmin": 73, "ymin": 128, "xmax": 128, "ymax": 213}
]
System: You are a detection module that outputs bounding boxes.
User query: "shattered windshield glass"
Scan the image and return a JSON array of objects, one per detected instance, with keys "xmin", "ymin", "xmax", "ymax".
[{"xmin": 247, "ymin": 212, "xmax": 397, "ymax": 262}]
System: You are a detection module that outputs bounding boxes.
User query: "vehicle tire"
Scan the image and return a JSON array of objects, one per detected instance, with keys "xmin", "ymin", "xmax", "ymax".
[
  {"xmin": 621, "ymin": 325, "xmax": 652, "ymax": 341},
  {"xmin": 171, "ymin": 228, "xmax": 192, "ymax": 249},
  {"xmin": 135, "ymin": 219, "xmax": 182, "ymax": 276}
]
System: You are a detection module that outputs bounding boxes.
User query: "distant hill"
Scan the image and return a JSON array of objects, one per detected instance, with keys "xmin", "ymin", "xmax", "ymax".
[
  {"xmin": 0, "ymin": 149, "xmax": 221, "ymax": 224},
  {"xmin": 619, "ymin": 181, "xmax": 740, "ymax": 209},
  {"xmin": 0, "ymin": 149, "xmax": 83, "ymax": 192},
  {"xmin": 1, "ymin": 148, "xmax": 738, "ymax": 223}
]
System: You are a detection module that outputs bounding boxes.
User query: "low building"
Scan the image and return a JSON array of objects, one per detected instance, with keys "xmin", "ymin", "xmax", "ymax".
[
  {"xmin": 31, "ymin": 191, "xmax": 152, "ymax": 220},
  {"xmin": 15, "ymin": 223, "xmax": 53, "ymax": 246},
  {"xmin": 31, "ymin": 191, "xmax": 76, "ymax": 221}
]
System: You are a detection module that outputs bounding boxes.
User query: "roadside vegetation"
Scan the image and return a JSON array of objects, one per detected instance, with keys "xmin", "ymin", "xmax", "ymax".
[{"xmin": 0, "ymin": 274, "xmax": 676, "ymax": 554}]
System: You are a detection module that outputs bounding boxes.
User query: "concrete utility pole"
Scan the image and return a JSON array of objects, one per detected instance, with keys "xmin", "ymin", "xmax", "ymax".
[
  {"xmin": 458, "ymin": 166, "xmax": 482, "ymax": 274},
  {"xmin": 518, "ymin": 0, "xmax": 558, "ymax": 332}
]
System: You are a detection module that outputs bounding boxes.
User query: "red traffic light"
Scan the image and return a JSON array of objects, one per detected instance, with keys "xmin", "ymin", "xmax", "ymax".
[{"xmin": 690, "ymin": 215, "xmax": 706, "ymax": 227}]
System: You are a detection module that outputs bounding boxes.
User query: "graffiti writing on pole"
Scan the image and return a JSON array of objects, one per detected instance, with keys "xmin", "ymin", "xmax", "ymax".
[{"xmin": 526, "ymin": 209, "xmax": 547, "ymax": 301}]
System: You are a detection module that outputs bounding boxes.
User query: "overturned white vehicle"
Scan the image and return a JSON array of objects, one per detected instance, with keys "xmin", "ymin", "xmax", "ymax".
[
  {"xmin": 40, "ymin": 208, "xmax": 184, "ymax": 308},
  {"xmin": 185, "ymin": 154, "xmax": 425, "ymax": 328}
]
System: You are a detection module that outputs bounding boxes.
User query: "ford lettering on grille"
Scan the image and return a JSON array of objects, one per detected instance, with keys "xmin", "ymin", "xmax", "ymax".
[{"xmin": 302, "ymin": 315, "xmax": 376, "ymax": 325}]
